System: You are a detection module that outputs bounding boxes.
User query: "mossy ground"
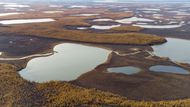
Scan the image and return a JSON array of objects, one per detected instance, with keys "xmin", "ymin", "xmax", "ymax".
[{"xmin": 0, "ymin": 63, "xmax": 190, "ymax": 107}]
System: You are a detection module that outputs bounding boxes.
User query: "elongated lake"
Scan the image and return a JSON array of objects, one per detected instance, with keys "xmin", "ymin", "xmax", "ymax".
[
  {"xmin": 107, "ymin": 66, "xmax": 141, "ymax": 75},
  {"xmin": 150, "ymin": 65, "xmax": 189, "ymax": 75},
  {"xmin": 19, "ymin": 43, "xmax": 111, "ymax": 82}
]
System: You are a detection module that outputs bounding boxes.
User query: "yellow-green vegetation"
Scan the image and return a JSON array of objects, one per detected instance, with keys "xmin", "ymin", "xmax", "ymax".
[
  {"xmin": 57, "ymin": 32, "xmax": 166, "ymax": 45},
  {"xmin": 111, "ymin": 26, "xmax": 144, "ymax": 32},
  {"xmin": 1, "ymin": 63, "xmax": 190, "ymax": 107},
  {"xmin": 102, "ymin": 12, "xmax": 134, "ymax": 19},
  {"xmin": 0, "ymin": 22, "xmax": 166, "ymax": 45},
  {"xmin": 57, "ymin": 16, "xmax": 91, "ymax": 26}
]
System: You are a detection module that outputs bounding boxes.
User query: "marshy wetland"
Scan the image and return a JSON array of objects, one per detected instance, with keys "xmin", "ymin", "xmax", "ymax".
[{"xmin": 1, "ymin": 1, "xmax": 190, "ymax": 106}]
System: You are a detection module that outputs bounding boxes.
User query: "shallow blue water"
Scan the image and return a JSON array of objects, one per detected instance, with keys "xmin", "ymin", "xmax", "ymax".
[
  {"xmin": 149, "ymin": 65, "xmax": 189, "ymax": 74},
  {"xmin": 107, "ymin": 66, "xmax": 141, "ymax": 75}
]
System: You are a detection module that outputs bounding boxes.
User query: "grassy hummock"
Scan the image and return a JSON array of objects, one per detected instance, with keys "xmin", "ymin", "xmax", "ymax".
[{"xmin": 111, "ymin": 26, "xmax": 144, "ymax": 32}]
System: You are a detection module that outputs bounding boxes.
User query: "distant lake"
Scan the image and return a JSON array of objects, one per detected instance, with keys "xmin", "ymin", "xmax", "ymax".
[
  {"xmin": 0, "ymin": 12, "xmax": 23, "ymax": 17},
  {"xmin": 0, "ymin": 18, "xmax": 55, "ymax": 25},
  {"xmin": 19, "ymin": 43, "xmax": 111, "ymax": 82},
  {"xmin": 116, "ymin": 17, "xmax": 154, "ymax": 24},
  {"xmin": 133, "ymin": 23, "xmax": 183, "ymax": 29},
  {"xmin": 91, "ymin": 25, "xmax": 120, "ymax": 30}
]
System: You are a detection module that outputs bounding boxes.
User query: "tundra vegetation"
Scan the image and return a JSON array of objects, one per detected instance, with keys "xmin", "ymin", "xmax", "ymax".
[
  {"xmin": 1, "ymin": 63, "xmax": 190, "ymax": 107},
  {"xmin": 0, "ymin": 10, "xmax": 166, "ymax": 45},
  {"xmin": 0, "ymin": 6, "xmax": 188, "ymax": 107},
  {"xmin": 111, "ymin": 26, "xmax": 144, "ymax": 32}
]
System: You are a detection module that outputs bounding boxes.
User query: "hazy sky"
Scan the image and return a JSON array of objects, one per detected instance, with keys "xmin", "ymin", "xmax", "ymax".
[
  {"xmin": 101, "ymin": 0, "xmax": 187, "ymax": 1},
  {"xmin": 2, "ymin": 0, "xmax": 190, "ymax": 3}
]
